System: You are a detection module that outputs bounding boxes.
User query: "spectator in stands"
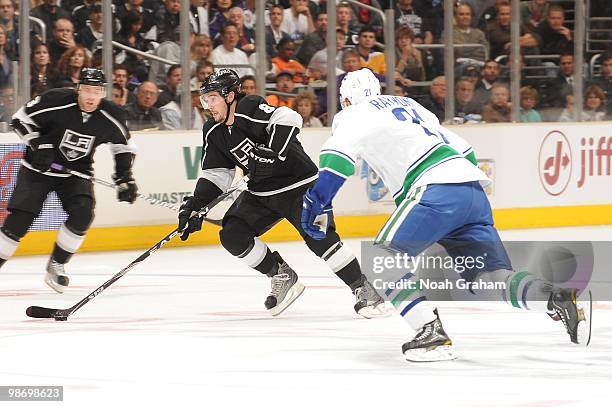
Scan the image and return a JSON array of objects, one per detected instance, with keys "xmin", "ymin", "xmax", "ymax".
[
  {"xmin": 418, "ymin": 75, "xmax": 446, "ymax": 121},
  {"xmin": 337, "ymin": 2, "xmax": 359, "ymax": 48},
  {"xmin": 558, "ymin": 93, "xmax": 574, "ymax": 122},
  {"xmin": 240, "ymin": 75, "xmax": 257, "ymax": 96},
  {"xmin": 48, "ymin": 18, "xmax": 76, "ymax": 64},
  {"xmin": 454, "ymin": 77, "xmax": 482, "ymax": 119},
  {"xmin": 156, "ymin": 64, "xmax": 181, "ymax": 108},
  {"xmin": 191, "ymin": 59, "xmax": 214, "ymax": 90},
  {"xmin": 295, "ymin": 11, "xmax": 327, "ymax": 67},
  {"xmin": 350, "ymin": 0, "xmax": 384, "ymax": 41},
  {"xmin": 413, "ymin": 0, "xmax": 443, "ymax": 42},
  {"xmin": 579, "ymin": 85, "xmax": 607, "ymax": 121},
  {"xmin": 191, "ymin": 34, "xmax": 213, "ymax": 67},
  {"xmin": 116, "ymin": 10, "xmax": 149, "ymax": 80},
  {"xmin": 451, "ymin": 3, "xmax": 488, "ymax": 64},
  {"xmin": 160, "ymin": 93, "xmax": 204, "ymax": 130},
  {"xmin": 266, "ymin": 4, "xmax": 290, "ymax": 58},
  {"xmin": 30, "ymin": 43, "xmax": 60, "ymax": 96},
  {"xmin": 148, "ymin": 30, "xmax": 181, "ymax": 86},
  {"xmin": 478, "ymin": 0, "xmax": 506, "ymax": 30},
  {"xmin": 209, "ymin": 0, "xmax": 232, "ymax": 41},
  {"xmin": 156, "ymin": 0, "xmax": 181, "ymax": 43},
  {"xmin": 356, "ymin": 25, "xmax": 385, "ymax": 75},
  {"xmin": 485, "ymin": 1, "xmax": 538, "ymax": 60},
  {"xmin": 266, "ymin": 71, "xmax": 296, "ymax": 108},
  {"xmin": 281, "ymin": 0, "xmax": 315, "ymax": 42},
  {"xmin": 0, "ymin": 85, "xmax": 14, "ymax": 121},
  {"xmin": 112, "ymin": 83, "xmax": 128, "ymax": 106},
  {"xmin": 125, "ymin": 81, "xmax": 164, "ymax": 130},
  {"xmin": 520, "ymin": 0, "xmax": 549, "ymax": 33},
  {"xmin": 113, "ymin": 64, "xmax": 136, "ymax": 104},
  {"xmin": 190, "ymin": 0, "xmax": 209, "ymax": 36},
  {"xmin": 72, "ymin": 0, "xmax": 99, "ymax": 34},
  {"xmin": 543, "ymin": 52, "xmax": 574, "ymax": 109},
  {"xmin": 272, "ymin": 37, "xmax": 307, "ymax": 82},
  {"xmin": 192, "ymin": 83, "xmax": 211, "ymax": 122},
  {"xmin": 534, "ymin": 4, "xmax": 573, "ymax": 55},
  {"xmin": 76, "ymin": 3, "xmax": 102, "ymax": 52},
  {"xmin": 593, "ymin": 52, "xmax": 612, "ymax": 117},
  {"xmin": 31, "ymin": 0, "xmax": 70, "ymax": 42},
  {"xmin": 293, "ymin": 90, "xmax": 322, "ymax": 127},
  {"xmin": 481, "ymin": 82, "xmax": 511, "ymax": 123},
  {"xmin": 116, "ymin": 0, "xmax": 155, "ymax": 35},
  {"xmin": 57, "ymin": 45, "xmax": 90, "ymax": 87},
  {"xmin": 474, "ymin": 60, "xmax": 501, "ymax": 107},
  {"xmin": 519, "ymin": 86, "xmax": 542, "ymax": 122},
  {"xmin": 211, "ymin": 23, "xmax": 254, "ymax": 78},
  {"xmin": 307, "ymin": 26, "xmax": 346, "ymax": 80},
  {"xmin": 394, "ymin": 26, "xmax": 425, "ymax": 91},
  {"xmin": 394, "ymin": 0, "xmax": 433, "ymax": 44},
  {"xmin": 0, "ymin": 0, "xmax": 17, "ymax": 55},
  {"xmin": 0, "ymin": 24, "xmax": 13, "ymax": 88},
  {"xmin": 225, "ymin": 6, "xmax": 255, "ymax": 55}
]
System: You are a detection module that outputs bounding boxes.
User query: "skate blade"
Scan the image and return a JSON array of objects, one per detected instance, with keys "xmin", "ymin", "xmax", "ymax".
[
  {"xmin": 576, "ymin": 290, "xmax": 593, "ymax": 346},
  {"xmin": 269, "ymin": 281, "xmax": 305, "ymax": 317},
  {"xmin": 404, "ymin": 345, "xmax": 458, "ymax": 362},
  {"xmin": 357, "ymin": 302, "xmax": 391, "ymax": 319},
  {"xmin": 44, "ymin": 273, "xmax": 69, "ymax": 294}
]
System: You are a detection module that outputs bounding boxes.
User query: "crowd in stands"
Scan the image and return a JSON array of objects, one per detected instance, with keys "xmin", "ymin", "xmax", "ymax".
[{"xmin": 0, "ymin": 0, "xmax": 611, "ymax": 130}]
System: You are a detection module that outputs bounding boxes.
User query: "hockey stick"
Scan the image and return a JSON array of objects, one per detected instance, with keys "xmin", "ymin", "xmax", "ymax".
[
  {"xmin": 25, "ymin": 177, "xmax": 248, "ymax": 321},
  {"xmin": 49, "ymin": 163, "xmax": 222, "ymax": 227}
]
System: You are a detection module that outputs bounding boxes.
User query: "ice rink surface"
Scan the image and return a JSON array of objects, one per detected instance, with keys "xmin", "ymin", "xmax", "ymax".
[{"xmin": 1, "ymin": 226, "xmax": 611, "ymax": 406}]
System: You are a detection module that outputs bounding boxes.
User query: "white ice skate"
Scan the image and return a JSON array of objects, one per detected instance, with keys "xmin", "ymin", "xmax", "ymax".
[{"xmin": 44, "ymin": 259, "xmax": 69, "ymax": 294}]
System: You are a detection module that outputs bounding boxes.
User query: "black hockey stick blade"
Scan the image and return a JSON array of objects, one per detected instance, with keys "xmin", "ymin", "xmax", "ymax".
[{"xmin": 26, "ymin": 306, "xmax": 70, "ymax": 321}]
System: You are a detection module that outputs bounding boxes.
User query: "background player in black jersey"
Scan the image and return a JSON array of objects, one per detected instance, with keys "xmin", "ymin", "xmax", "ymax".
[
  {"xmin": 0, "ymin": 68, "xmax": 138, "ymax": 293},
  {"xmin": 178, "ymin": 69, "xmax": 387, "ymax": 317}
]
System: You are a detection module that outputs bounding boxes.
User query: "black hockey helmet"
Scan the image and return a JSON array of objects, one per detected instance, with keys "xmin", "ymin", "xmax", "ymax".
[
  {"xmin": 199, "ymin": 68, "xmax": 241, "ymax": 98},
  {"xmin": 79, "ymin": 68, "xmax": 107, "ymax": 86}
]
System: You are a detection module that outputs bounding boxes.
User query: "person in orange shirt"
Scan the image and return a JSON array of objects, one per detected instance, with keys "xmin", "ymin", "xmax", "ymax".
[
  {"xmin": 272, "ymin": 38, "xmax": 307, "ymax": 83},
  {"xmin": 266, "ymin": 71, "xmax": 296, "ymax": 108}
]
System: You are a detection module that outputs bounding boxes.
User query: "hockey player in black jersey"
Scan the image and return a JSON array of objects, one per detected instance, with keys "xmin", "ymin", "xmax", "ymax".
[
  {"xmin": 178, "ymin": 69, "xmax": 386, "ymax": 317},
  {"xmin": 0, "ymin": 68, "xmax": 138, "ymax": 293}
]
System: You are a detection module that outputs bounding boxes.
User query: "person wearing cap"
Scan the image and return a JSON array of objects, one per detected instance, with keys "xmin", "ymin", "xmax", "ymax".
[
  {"xmin": 266, "ymin": 71, "xmax": 296, "ymax": 108},
  {"xmin": 0, "ymin": 68, "xmax": 138, "ymax": 293}
]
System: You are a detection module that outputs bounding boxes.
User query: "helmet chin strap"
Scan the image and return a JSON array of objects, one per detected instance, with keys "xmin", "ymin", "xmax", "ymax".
[{"xmin": 223, "ymin": 92, "xmax": 236, "ymax": 124}]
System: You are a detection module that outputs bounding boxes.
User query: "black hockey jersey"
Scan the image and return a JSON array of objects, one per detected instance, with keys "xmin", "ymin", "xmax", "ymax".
[
  {"xmin": 200, "ymin": 95, "xmax": 318, "ymax": 195},
  {"xmin": 11, "ymin": 88, "xmax": 135, "ymax": 177}
]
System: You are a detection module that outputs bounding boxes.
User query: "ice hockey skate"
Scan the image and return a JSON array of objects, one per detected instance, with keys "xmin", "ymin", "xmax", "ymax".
[
  {"xmin": 44, "ymin": 259, "xmax": 70, "ymax": 294},
  {"xmin": 352, "ymin": 275, "xmax": 388, "ymax": 318},
  {"xmin": 402, "ymin": 309, "xmax": 457, "ymax": 362},
  {"xmin": 548, "ymin": 288, "xmax": 592, "ymax": 346},
  {"xmin": 265, "ymin": 252, "xmax": 305, "ymax": 316}
]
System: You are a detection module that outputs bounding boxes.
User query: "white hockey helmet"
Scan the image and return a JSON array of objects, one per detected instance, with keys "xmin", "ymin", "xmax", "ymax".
[{"xmin": 339, "ymin": 68, "xmax": 381, "ymax": 109}]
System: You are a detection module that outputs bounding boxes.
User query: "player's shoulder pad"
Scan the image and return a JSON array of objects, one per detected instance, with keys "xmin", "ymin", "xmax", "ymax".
[
  {"xmin": 27, "ymin": 88, "xmax": 76, "ymax": 111},
  {"xmin": 99, "ymin": 99, "xmax": 128, "ymax": 121},
  {"xmin": 235, "ymin": 94, "xmax": 268, "ymax": 117}
]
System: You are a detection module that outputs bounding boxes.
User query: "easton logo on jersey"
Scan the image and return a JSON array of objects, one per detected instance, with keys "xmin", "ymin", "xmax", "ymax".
[
  {"xmin": 59, "ymin": 130, "xmax": 95, "ymax": 161},
  {"xmin": 230, "ymin": 138, "xmax": 255, "ymax": 167}
]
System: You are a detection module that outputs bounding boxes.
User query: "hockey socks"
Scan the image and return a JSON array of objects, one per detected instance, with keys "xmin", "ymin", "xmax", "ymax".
[
  {"xmin": 322, "ymin": 242, "xmax": 362, "ymax": 287},
  {"xmin": 0, "ymin": 228, "xmax": 19, "ymax": 266},
  {"xmin": 51, "ymin": 224, "xmax": 87, "ymax": 264}
]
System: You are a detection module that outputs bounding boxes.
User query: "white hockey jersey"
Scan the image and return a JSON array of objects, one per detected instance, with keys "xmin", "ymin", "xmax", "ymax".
[{"xmin": 320, "ymin": 95, "xmax": 490, "ymax": 205}]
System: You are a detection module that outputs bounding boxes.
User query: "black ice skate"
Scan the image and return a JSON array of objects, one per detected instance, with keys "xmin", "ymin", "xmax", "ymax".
[
  {"xmin": 402, "ymin": 309, "xmax": 457, "ymax": 362},
  {"xmin": 351, "ymin": 275, "xmax": 388, "ymax": 318},
  {"xmin": 547, "ymin": 288, "xmax": 592, "ymax": 346},
  {"xmin": 44, "ymin": 259, "xmax": 69, "ymax": 294},
  {"xmin": 265, "ymin": 252, "xmax": 305, "ymax": 316}
]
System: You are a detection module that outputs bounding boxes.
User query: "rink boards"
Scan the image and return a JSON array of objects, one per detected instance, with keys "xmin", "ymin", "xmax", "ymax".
[{"xmin": 1, "ymin": 122, "xmax": 612, "ymax": 255}]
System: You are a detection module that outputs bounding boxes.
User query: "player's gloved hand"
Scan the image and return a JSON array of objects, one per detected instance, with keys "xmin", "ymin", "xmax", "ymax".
[
  {"xmin": 113, "ymin": 174, "xmax": 138, "ymax": 203},
  {"xmin": 178, "ymin": 196, "xmax": 205, "ymax": 241},
  {"xmin": 301, "ymin": 188, "xmax": 332, "ymax": 240},
  {"xmin": 248, "ymin": 144, "xmax": 277, "ymax": 181},
  {"xmin": 29, "ymin": 140, "xmax": 55, "ymax": 172}
]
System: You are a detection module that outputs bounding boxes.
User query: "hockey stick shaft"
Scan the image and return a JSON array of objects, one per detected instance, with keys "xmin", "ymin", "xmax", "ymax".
[
  {"xmin": 50, "ymin": 163, "xmax": 222, "ymax": 226},
  {"xmin": 26, "ymin": 177, "xmax": 248, "ymax": 320}
]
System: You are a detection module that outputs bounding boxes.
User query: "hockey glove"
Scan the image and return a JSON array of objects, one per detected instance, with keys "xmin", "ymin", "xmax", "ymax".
[
  {"xmin": 113, "ymin": 174, "xmax": 138, "ymax": 203},
  {"xmin": 178, "ymin": 196, "xmax": 205, "ymax": 241},
  {"xmin": 248, "ymin": 144, "xmax": 277, "ymax": 181},
  {"xmin": 301, "ymin": 188, "xmax": 333, "ymax": 240},
  {"xmin": 29, "ymin": 140, "xmax": 55, "ymax": 172}
]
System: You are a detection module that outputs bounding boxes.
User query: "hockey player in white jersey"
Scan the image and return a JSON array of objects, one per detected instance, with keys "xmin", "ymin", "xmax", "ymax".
[{"xmin": 301, "ymin": 69, "xmax": 591, "ymax": 362}]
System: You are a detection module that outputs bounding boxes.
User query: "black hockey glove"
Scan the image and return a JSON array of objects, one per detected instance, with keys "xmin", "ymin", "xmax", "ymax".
[
  {"xmin": 178, "ymin": 196, "xmax": 205, "ymax": 241},
  {"xmin": 248, "ymin": 144, "xmax": 277, "ymax": 181},
  {"xmin": 113, "ymin": 174, "xmax": 138, "ymax": 203},
  {"xmin": 29, "ymin": 139, "xmax": 55, "ymax": 172}
]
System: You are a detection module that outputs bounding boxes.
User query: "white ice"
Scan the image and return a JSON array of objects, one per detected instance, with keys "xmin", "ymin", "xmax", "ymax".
[{"xmin": 1, "ymin": 226, "xmax": 611, "ymax": 406}]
